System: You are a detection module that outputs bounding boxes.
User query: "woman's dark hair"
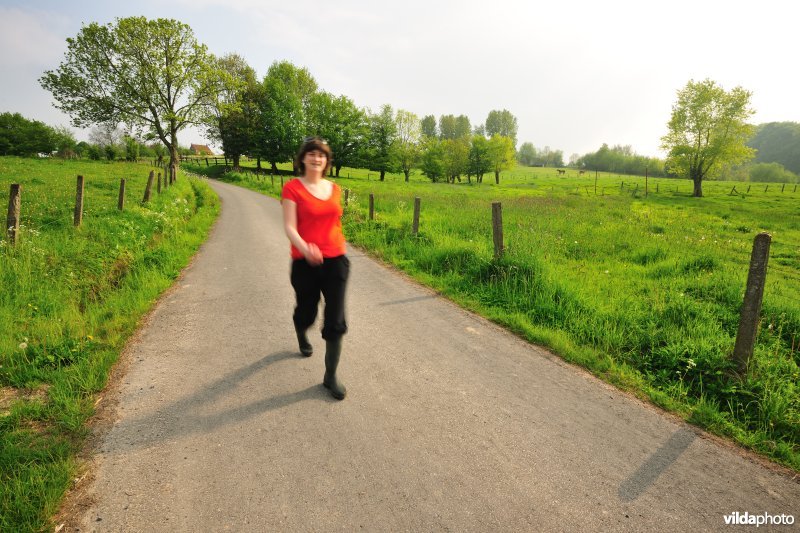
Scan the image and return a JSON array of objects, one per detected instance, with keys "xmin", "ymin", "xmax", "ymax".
[{"xmin": 295, "ymin": 137, "xmax": 333, "ymax": 176}]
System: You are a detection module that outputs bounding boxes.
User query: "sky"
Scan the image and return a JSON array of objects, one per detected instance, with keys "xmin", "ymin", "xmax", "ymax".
[{"xmin": 0, "ymin": 0, "xmax": 797, "ymax": 159}]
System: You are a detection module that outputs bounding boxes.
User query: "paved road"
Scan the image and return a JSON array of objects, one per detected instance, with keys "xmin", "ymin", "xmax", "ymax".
[{"xmin": 77, "ymin": 178, "xmax": 799, "ymax": 532}]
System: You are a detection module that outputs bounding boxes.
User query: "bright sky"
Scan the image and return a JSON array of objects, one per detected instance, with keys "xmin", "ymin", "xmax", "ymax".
[{"xmin": 0, "ymin": 0, "xmax": 797, "ymax": 158}]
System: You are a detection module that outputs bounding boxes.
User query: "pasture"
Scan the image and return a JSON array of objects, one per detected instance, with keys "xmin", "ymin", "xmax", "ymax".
[{"xmin": 192, "ymin": 160, "xmax": 800, "ymax": 470}]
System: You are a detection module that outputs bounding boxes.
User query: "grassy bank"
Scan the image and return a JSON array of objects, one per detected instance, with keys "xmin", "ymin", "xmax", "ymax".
[
  {"xmin": 0, "ymin": 157, "xmax": 219, "ymax": 531},
  {"xmin": 191, "ymin": 161, "xmax": 799, "ymax": 471}
]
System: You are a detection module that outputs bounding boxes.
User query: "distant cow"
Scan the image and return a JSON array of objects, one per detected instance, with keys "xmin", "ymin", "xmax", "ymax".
[
  {"xmin": 557, "ymin": 169, "xmax": 566, "ymax": 175},
  {"xmin": 578, "ymin": 170, "xmax": 586, "ymax": 176}
]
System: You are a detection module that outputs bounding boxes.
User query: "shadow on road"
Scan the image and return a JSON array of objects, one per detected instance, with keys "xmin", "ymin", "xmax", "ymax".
[
  {"xmin": 109, "ymin": 350, "xmax": 332, "ymax": 452},
  {"xmin": 618, "ymin": 428, "xmax": 696, "ymax": 502},
  {"xmin": 377, "ymin": 295, "xmax": 437, "ymax": 306}
]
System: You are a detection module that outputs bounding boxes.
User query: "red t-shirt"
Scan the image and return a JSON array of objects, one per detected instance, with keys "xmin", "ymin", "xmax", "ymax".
[{"xmin": 281, "ymin": 178, "xmax": 346, "ymax": 260}]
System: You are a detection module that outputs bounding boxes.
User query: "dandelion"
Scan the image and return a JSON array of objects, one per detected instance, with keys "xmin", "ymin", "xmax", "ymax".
[{"xmin": 19, "ymin": 342, "xmax": 27, "ymax": 350}]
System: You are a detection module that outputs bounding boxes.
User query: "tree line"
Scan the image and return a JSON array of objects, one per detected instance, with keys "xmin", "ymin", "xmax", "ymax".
[
  {"xmin": 36, "ymin": 17, "xmax": 522, "ymax": 184},
  {"xmin": 32, "ymin": 17, "xmax": 798, "ymax": 195}
]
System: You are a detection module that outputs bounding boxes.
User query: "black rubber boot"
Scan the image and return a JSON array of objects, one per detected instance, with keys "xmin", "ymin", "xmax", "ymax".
[
  {"xmin": 296, "ymin": 327, "xmax": 313, "ymax": 357},
  {"xmin": 322, "ymin": 337, "xmax": 346, "ymax": 400}
]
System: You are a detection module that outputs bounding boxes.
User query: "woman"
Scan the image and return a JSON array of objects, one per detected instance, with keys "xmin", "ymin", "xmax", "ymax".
[{"xmin": 281, "ymin": 137, "xmax": 350, "ymax": 400}]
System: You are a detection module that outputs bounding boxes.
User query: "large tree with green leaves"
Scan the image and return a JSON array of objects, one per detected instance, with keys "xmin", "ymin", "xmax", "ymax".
[
  {"xmin": 40, "ymin": 17, "xmax": 226, "ymax": 168},
  {"xmin": 392, "ymin": 109, "xmax": 422, "ymax": 181},
  {"xmin": 420, "ymin": 115, "xmax": 437, "ymax": 139},
  {"xmin": 661, "ymin": 79, "xmax": 755, "ymax": 197},
  {"xmin": 468, "ymin": 135, "xmax": 492, "ymax": 183},
  {"xmin": 485, "ymin": 109, "xmax": 518, "ymax": 148},
  {"xmin": 488, "ymin": 135, "xmax": 515, "ymax": 184},
  {"xmin": 0, "ymin": 112, "xmax": 58, "ymax": 156},
  {"xmin": 366, "ymin": 104, "xmax": 397, "ymax": 181},
  {"xmin": 305, "ymin": 92, "xmax": 367, "ymax": 177},
  {"xmin": 420, "ymin": 138, "xmax": 446, "ymax": 183},
  {"xmin": 257, "ymin": 61, "xmax": 317, "ymax": 173},
  {"xmin": 443, "ymin": 138, "xmax": 469, "ymax": 183},
  {"xmin": 207, "ymin": 53, "xmax": 257, "ymax": 170}
]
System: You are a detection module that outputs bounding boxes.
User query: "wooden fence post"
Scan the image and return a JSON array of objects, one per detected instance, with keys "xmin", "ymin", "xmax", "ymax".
[
  {"xmin": 369, "ymin": 193, "xmax": 375, "ymax": 220},
  {"xmin": 143, "ymin": 170, "xmax": 155, "ymax": 204},
  {"xmin": 732, "ymin": 232, "xmax": 771, "ymax": 375},
  {"xmin": 118, "ymin": 179, "xmax": 126, "ymax": 210},
  {"xmin": 157, "ymin": 172, "xmax": 162, "ymax": 194},
  {"xmin": 412, "ymin": 197, "xmax": 421, "ymax": 236},
  {"xmin": 280, "ymin": 176, "xmax": 284, "ymax": 188},
  {"xmin": 344, "ymin": 188, "xmax": 349, "ymax": 206},
  {"xmin": 492, "ymin": 202, "xmax": 504, "ymax": 259},
  {"xmin": 74, "ymin": 175, "xmax": 84, "ymax": 227},
  {"xmin": 6, "ymin": 184, "xmax": 21, "ymax": 245},
  {"xmin": 747, "ymin": 185, "xmax": 751, "ymax": 193}
]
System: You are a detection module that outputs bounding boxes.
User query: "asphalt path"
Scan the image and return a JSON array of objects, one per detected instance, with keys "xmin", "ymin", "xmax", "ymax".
[{"xmin": 76, "ymin": 178, "xmax": 799, "ymax": 531}]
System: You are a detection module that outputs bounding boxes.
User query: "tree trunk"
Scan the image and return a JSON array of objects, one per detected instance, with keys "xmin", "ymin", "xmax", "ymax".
[
  {"xmin": 233, "ymin": 154, "xmax": 241, "ymax": 170},
  {"xmin": 336, "ymin": 165, "xmax": 342, "ymax": 177},
  {"xmin": 271, "ymin": 161, "xmax": 278, "ymax": 174},
  {"xmin": 693, "ymin": 177, "xmax": 703, "ymax": 197},
  {"xmin": 257, "ymin": 157, "xmax": 262, "ymax": 170},
  {"xmin": 404, "ymin": 170, "xmax": 410, "ymax": 182},
  {"xmin": 380, "ymin": 170, "xmax": 385, "ymax": 181},
  {"xmin": 495, "ymin": 170, "xmax": 500, "ymax": 184},
  {"xmin": 169, "ymin": 123, "xmax": 179, "ymax": 170}
]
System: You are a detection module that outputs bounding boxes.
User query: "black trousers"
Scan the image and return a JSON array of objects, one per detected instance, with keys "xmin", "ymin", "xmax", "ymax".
[{"xmin": 290, "ymin": 255, "xmax": 350, "ymax": 340}]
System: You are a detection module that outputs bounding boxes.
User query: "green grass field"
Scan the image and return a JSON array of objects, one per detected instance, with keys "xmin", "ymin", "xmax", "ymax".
[
  {"xmin": 0, "ymin": 157, "xmax": 219, "ymax": 531},
  {"xmin": 191, "ymin": 160, "xmax": 800, "ymax": 471}
]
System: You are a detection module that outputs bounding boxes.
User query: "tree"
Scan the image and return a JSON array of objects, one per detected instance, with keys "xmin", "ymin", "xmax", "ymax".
[
  {"xmin": 123, "ymin": 135, "xmax": 140, "ymax": 161},
  {"xmin": 40, "ymin": 17, "xmax": 226, "ymax": 169},
  {"xmin": 517, "ymin": 142, "xmax": 537, "ymax": 166},
  {"xmin": 748, "ymin": 122, "xmax": 800, "ymax": 174},
  {"xmin": 392, "ymin": 110, "xmax": 422, "ymax": 181},
  {"xmin": 305, "ymin": 92, "xmax": 368, "ymax": 177},
  {"xmin": 661, "ymin": 79, "xmax": 755, "ymax": 197},
  {"xmin": 366, "ymin": 104, "xmax": 397, "ymax": 181},
  {"xmin": 421, "ymin": 115, "xmax": 437, "ymax": 139},
  {"xmin": 88, "ymin": 123, "xmax": 123, "ymax": 150},
  {"xmin": 485, "ymin": 109, "xmax": 518, "ymax": 148},
  {"xmin": 0, "ymin": 112, "xmax": 58, "ymax": 156},
  {"xmin": 439, "ymin": 114, "xmax": 458, "ymax": 140},
  {"xmin": 488, "ymin": 135, "xmax": 515, "ymax": 183},
  {"xmin": 443, "ymin": 138, "xmax": 469, "ymax": 183},
  {"xmin": 257, "ymin": 61, "xmax": 314, "ymax": 173},
  {"xmin": 454, "ymin": 115, "xmax": 471, "ymax": 139},
  {"xmin": 207, "ymin": 53, "xmax": 258, "ymax": 170},
  {"xmin": 420, "ymin": 139, "xmax": 446, "ymax": 183},
  {"xmin": 468, "ymin": 135, "xmax": 492, "ymax": 183}
]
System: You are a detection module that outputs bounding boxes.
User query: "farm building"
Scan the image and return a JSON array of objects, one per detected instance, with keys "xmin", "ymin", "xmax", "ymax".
[{"xmin": 190, "ymin": 143, "xmax": 214, "ymax": 155}]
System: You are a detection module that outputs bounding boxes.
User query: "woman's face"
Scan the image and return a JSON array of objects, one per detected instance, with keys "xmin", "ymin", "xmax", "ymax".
[{"xmin": 303, "ymin": 149, "xmax": 327, "ymax": 174}]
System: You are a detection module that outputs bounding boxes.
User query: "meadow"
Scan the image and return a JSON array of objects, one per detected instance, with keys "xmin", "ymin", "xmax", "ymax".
[
  {"xmin": 0, "ymin": 157, "xmax": 219, "ymax": 531},
  {"xmin": 188, "ymin": 160, "xmax": 800, "ymax": 471}
]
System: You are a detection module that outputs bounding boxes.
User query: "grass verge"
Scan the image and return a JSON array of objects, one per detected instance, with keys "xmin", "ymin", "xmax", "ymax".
[{"xmin": 0, "ymin": 157, "xmax": 219, "ymax": 531}]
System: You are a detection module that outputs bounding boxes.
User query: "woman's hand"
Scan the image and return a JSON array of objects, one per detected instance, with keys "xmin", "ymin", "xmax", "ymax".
[{"xmin": 304, "ymin": 242, "xmax": 324, "ymax": 266}]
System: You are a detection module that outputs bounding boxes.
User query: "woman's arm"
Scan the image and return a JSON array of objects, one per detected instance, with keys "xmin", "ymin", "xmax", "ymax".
[{"xmin": 282, "ymin": 199, "xmax": 323, "ymax": 265}]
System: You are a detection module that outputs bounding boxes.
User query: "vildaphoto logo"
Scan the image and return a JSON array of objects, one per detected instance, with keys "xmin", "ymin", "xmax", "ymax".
[{"xmin": 724, "ymin": 512, "xmax": 795, "ymax": 527}]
